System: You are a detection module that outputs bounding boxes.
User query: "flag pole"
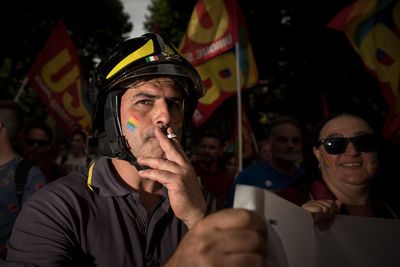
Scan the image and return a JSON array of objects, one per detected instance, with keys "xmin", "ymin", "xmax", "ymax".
[
  {"xmin": 14, "ymin": 77, "xmax": 28, "ymax": 103},
  {"xmin": 235, "ymin": 42, "xmax": 243, "ymax": 171}
]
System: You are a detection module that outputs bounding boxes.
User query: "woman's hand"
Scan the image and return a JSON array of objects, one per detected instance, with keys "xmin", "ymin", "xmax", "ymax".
[{"xmin": 301, "ymin": 199, "xmax": 341, "ymax": 230}]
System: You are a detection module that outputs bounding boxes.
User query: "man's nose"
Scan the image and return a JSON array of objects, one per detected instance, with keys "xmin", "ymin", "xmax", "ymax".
[
  {"xmin": 286, "ymin": 139, "xmax": 295, "ymax": 147},
  {"xmin": 154, "ymin": 100, "xmax": 171, "ymax": 127}
]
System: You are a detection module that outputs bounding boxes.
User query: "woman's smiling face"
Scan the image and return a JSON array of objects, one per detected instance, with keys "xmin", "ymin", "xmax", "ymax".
[{"xmin": 313, "ymin": 115, "xmax": 378, "ymax": 189}]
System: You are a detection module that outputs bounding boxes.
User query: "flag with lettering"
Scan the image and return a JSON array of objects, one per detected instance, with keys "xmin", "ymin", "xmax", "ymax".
[
  {"xmin": 327, "ymin": 0, "xmax": 400, "ymax": 144},
  {"xmin": 179, "ymin": 0, "xmax": 258, "ymax": 127},
  {"xmin": 179, "ymin": 0, "xmax": 239, "ymax": 66},
  {"xmin": 27, "ymin": 19, "xmax": 92, "ymax": 136}
]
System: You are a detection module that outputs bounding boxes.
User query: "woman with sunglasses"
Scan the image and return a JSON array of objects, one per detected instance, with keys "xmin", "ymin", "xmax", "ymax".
[{"xmin": 278, "ymin": 112, "xmax": 398, "ymax": 229}]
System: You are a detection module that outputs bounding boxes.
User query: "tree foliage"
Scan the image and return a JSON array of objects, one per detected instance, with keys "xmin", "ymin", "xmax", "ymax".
[
  {"xmin": 1, "ymin": 0, "xmax": 132, "ymax": 120},
  {"xmin": 144, "ymin": 0, "xmax": 196, "ymax": 45},
  {"xmin": 144, "ymin": 0, "xmax": 389, "ymax": 145}
]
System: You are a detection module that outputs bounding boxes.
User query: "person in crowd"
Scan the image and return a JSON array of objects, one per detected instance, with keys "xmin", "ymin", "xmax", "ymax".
[
  {"xmin": 219, "ymin": 151, "xmax": 239, "ymax": 179},
  {"xmin": 193, "ymin": 129, "xmax": 235, "ymax": 205},
  {"xmin": 227, "ymin": 115, "xmax": 304, "ymax": 207},
  {"xmin": 23, "ymin": 121, "xmax": 66, "ymax": 183},
  {"xmin": 56, "ymin": 130, "xmax": 92, "ymax": 174},
  {"xmin": 4, "ymin": 34, "xmax": 267, "ymax": 266},
  {"xmin": 56, "ymin": 142, "xmax": 69, "ymax": 159},
  {"xmin": 0, "ymin": 100, "xmax": 46, "ymax": 259},
  {"xmin": 257, "ymin": 139, "xmax": 272, "ymax": 163},
  {"xmin": 278, "ymin": 112, "xmax": 398, "ymax": 229}
]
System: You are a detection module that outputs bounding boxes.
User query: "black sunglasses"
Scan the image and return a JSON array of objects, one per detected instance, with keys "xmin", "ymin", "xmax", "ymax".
[
  {"xmin": 315, "ymin": 134, "xmax": 378, "ymax": 154},
  {"xmin": 26, "ymin": 138, "xmax": 49, "ymax": 147}
]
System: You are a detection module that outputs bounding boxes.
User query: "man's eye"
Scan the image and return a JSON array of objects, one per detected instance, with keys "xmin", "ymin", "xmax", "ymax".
[
  {"xmin": 137, "ymin": 99, "xmax": 152, "ymax": 105},
  {"xmin": 277, "ymin": 137, "xmax": 287, "ymax": 142},
  {"xmin": 292, "ymin": 137, "xmax": 301, "ymax": 143}
]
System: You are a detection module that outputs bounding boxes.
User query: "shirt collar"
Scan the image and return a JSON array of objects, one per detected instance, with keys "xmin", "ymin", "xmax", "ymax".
[{"xmin": 87, "ymin": 157, "xmax": 169, "ymax": 200}]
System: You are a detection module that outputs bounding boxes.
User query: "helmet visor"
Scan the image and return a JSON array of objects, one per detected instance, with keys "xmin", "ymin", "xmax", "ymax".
[{"xmin": 112, "ymin": 64, "xmax": 206, "ymax": 98}]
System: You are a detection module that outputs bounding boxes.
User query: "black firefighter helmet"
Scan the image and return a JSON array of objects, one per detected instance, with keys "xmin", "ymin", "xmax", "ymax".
[{"xmin": 88, "ymin": 33, "xmax": 206, "ymax": 170}]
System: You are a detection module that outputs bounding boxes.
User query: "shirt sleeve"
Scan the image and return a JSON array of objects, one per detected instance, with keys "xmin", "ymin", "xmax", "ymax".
[
  {"xmin": 22, "ymin": 166, "xmax": 46, "ymax": 204},
  {"xmin": 225, "ymin": 171, "xmax": 247, "ymax": 208},
  {"xmin": 6, "ymin": 190, "xmax": 83, "ymax": 266}
]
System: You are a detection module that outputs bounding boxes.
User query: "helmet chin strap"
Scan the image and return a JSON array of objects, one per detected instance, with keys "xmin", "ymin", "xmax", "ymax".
[
  {"xmin": 117, "ymin": 138, "xmax": 151, "ymax": 171},
  {"xmin": 94, "ymin": 92, "xmax": 151, "ymax": 171}
]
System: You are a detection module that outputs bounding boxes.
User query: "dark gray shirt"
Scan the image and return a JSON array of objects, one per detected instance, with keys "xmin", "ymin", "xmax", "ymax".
[{"xmin": 6, "ymin": 157, "xmax": 220, "ymax": 266}]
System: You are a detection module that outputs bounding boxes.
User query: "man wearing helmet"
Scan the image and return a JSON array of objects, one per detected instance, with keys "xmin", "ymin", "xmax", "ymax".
[{"xmin": 4, "ymin": 34, "xmax": 267, "ymax": 266}]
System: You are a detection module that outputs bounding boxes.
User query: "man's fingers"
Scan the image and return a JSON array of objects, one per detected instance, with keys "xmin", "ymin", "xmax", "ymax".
[
  {"xmin": 217, "ymin": 229, "xmax": 267, "ymax": 254},
  {"xmin": 197, "ymin": 209, "xmax": 267, "ymax": 239},
  {"xmin": 137, "ymin": 167, "xmax": 180, "ymax": 187},
  {"xmin": 165, "ymin": 209, "xmax": 267, "ymax": 267},
  {"xmin": 154, "ymin": 127, "xmax": 188, "ymax": 165},
  {"xmin": 223, "ymin": 254, "xmax": 265, "ymax": 267},
  {"xmin": 137, "ymin": 157, "xmax": 180, "ymax": 174},
  {"xmin": 335, "ymin": 200, "xmax": 342, "ymax": 213}
]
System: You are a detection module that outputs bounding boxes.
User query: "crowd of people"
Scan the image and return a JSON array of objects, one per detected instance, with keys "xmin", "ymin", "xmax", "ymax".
[{"xmin": 1, "ymin": 33, "xmax": 399, "ymax": 266}]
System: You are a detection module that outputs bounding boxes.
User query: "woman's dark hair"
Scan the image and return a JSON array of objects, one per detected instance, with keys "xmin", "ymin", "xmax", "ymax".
[{"xmin": 311, "ymin": 111, "xmax": 377, "ymax": 147}]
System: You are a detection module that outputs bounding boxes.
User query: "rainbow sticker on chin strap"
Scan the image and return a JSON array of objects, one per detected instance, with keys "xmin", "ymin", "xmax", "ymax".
[{"xmin": 127, "ymin": 114, "xmax": 140, "ymax": 132}]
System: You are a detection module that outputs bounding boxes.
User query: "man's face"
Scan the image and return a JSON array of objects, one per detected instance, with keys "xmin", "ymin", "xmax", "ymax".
[
  {"xmin": 24, "ymin": 128, "xmax": 50, "ymax": 162},
  {"xmin": 270, "ymin": 123, "xmax": 303, "ymax": 163},
  {"xmin": 120, "ymin": 78, "xmax": 184, "ymax": 159},
  {"xmin": 199, "ymin": 137, "xmax": 222, "ymax": 165},
  {"xmin": 70, "ymin": 133, "xmax": 86, "ymax": 155}
]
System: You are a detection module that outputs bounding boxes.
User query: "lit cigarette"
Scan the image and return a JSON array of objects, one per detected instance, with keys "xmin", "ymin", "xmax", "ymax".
[{"xmin": 167, "ymin": 133, "xmax": 177, "ymax": 139}]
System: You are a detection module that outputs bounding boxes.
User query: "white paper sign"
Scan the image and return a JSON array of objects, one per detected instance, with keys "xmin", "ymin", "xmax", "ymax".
[{"xmin": 233, "ymin": 184, "xmax": 400, "ymax": 267}]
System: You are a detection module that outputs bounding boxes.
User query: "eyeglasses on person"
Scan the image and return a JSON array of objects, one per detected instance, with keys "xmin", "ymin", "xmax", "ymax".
[
  {"xmin": 26, "ymin": 138, "xmax": 49, "ymax": 147},
  {"xmin": 315, "ymin": 134, "xmax": 378, "ymax": 155}
]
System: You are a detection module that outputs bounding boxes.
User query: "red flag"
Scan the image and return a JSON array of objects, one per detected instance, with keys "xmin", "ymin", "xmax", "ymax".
[
  {"xmin": 179, "ymin": 0, "xmax": 239, "ymax": 66},
  {"xmin": 27, "ymin": 19, "xmax": 92, "ymax": 136},
  {"xmin": 328, "ymin": 0, "xmax": 400, "ymax": 145},
  {"xmin": 321, "ymin": 93, "xmax": 329, "ymax": 118},
  {"xmin": 152, "ymin": 22, "xmax": 160, "ymax": 34},
  {"xmin": 180, "ymin": 0, "xmax": 258, "ymax": 127}
]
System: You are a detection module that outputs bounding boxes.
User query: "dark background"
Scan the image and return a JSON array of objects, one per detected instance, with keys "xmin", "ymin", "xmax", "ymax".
[
  {"xmin": 0, "ymin": 0, "xmax": 396, "ymax": 154},
  {"xmin": 1, "ymin": 0, "xmax": 398, "ymax": 208}
]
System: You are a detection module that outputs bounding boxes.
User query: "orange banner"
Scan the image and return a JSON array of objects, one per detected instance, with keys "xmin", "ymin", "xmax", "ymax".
[
  {"xmin": 328, "ymin": 0, "xmax": 400, "ymax": 144},
  {"xmin": 179, "ymin": 0, "xmax": 239, "ymax": 66},
  {"xmin": 180, "ymin": 0, "xmax": 258, "ymax": 126},
  {"xmin": 27, "ymin": 19, "xmax": 91, "ymax": 136}
]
